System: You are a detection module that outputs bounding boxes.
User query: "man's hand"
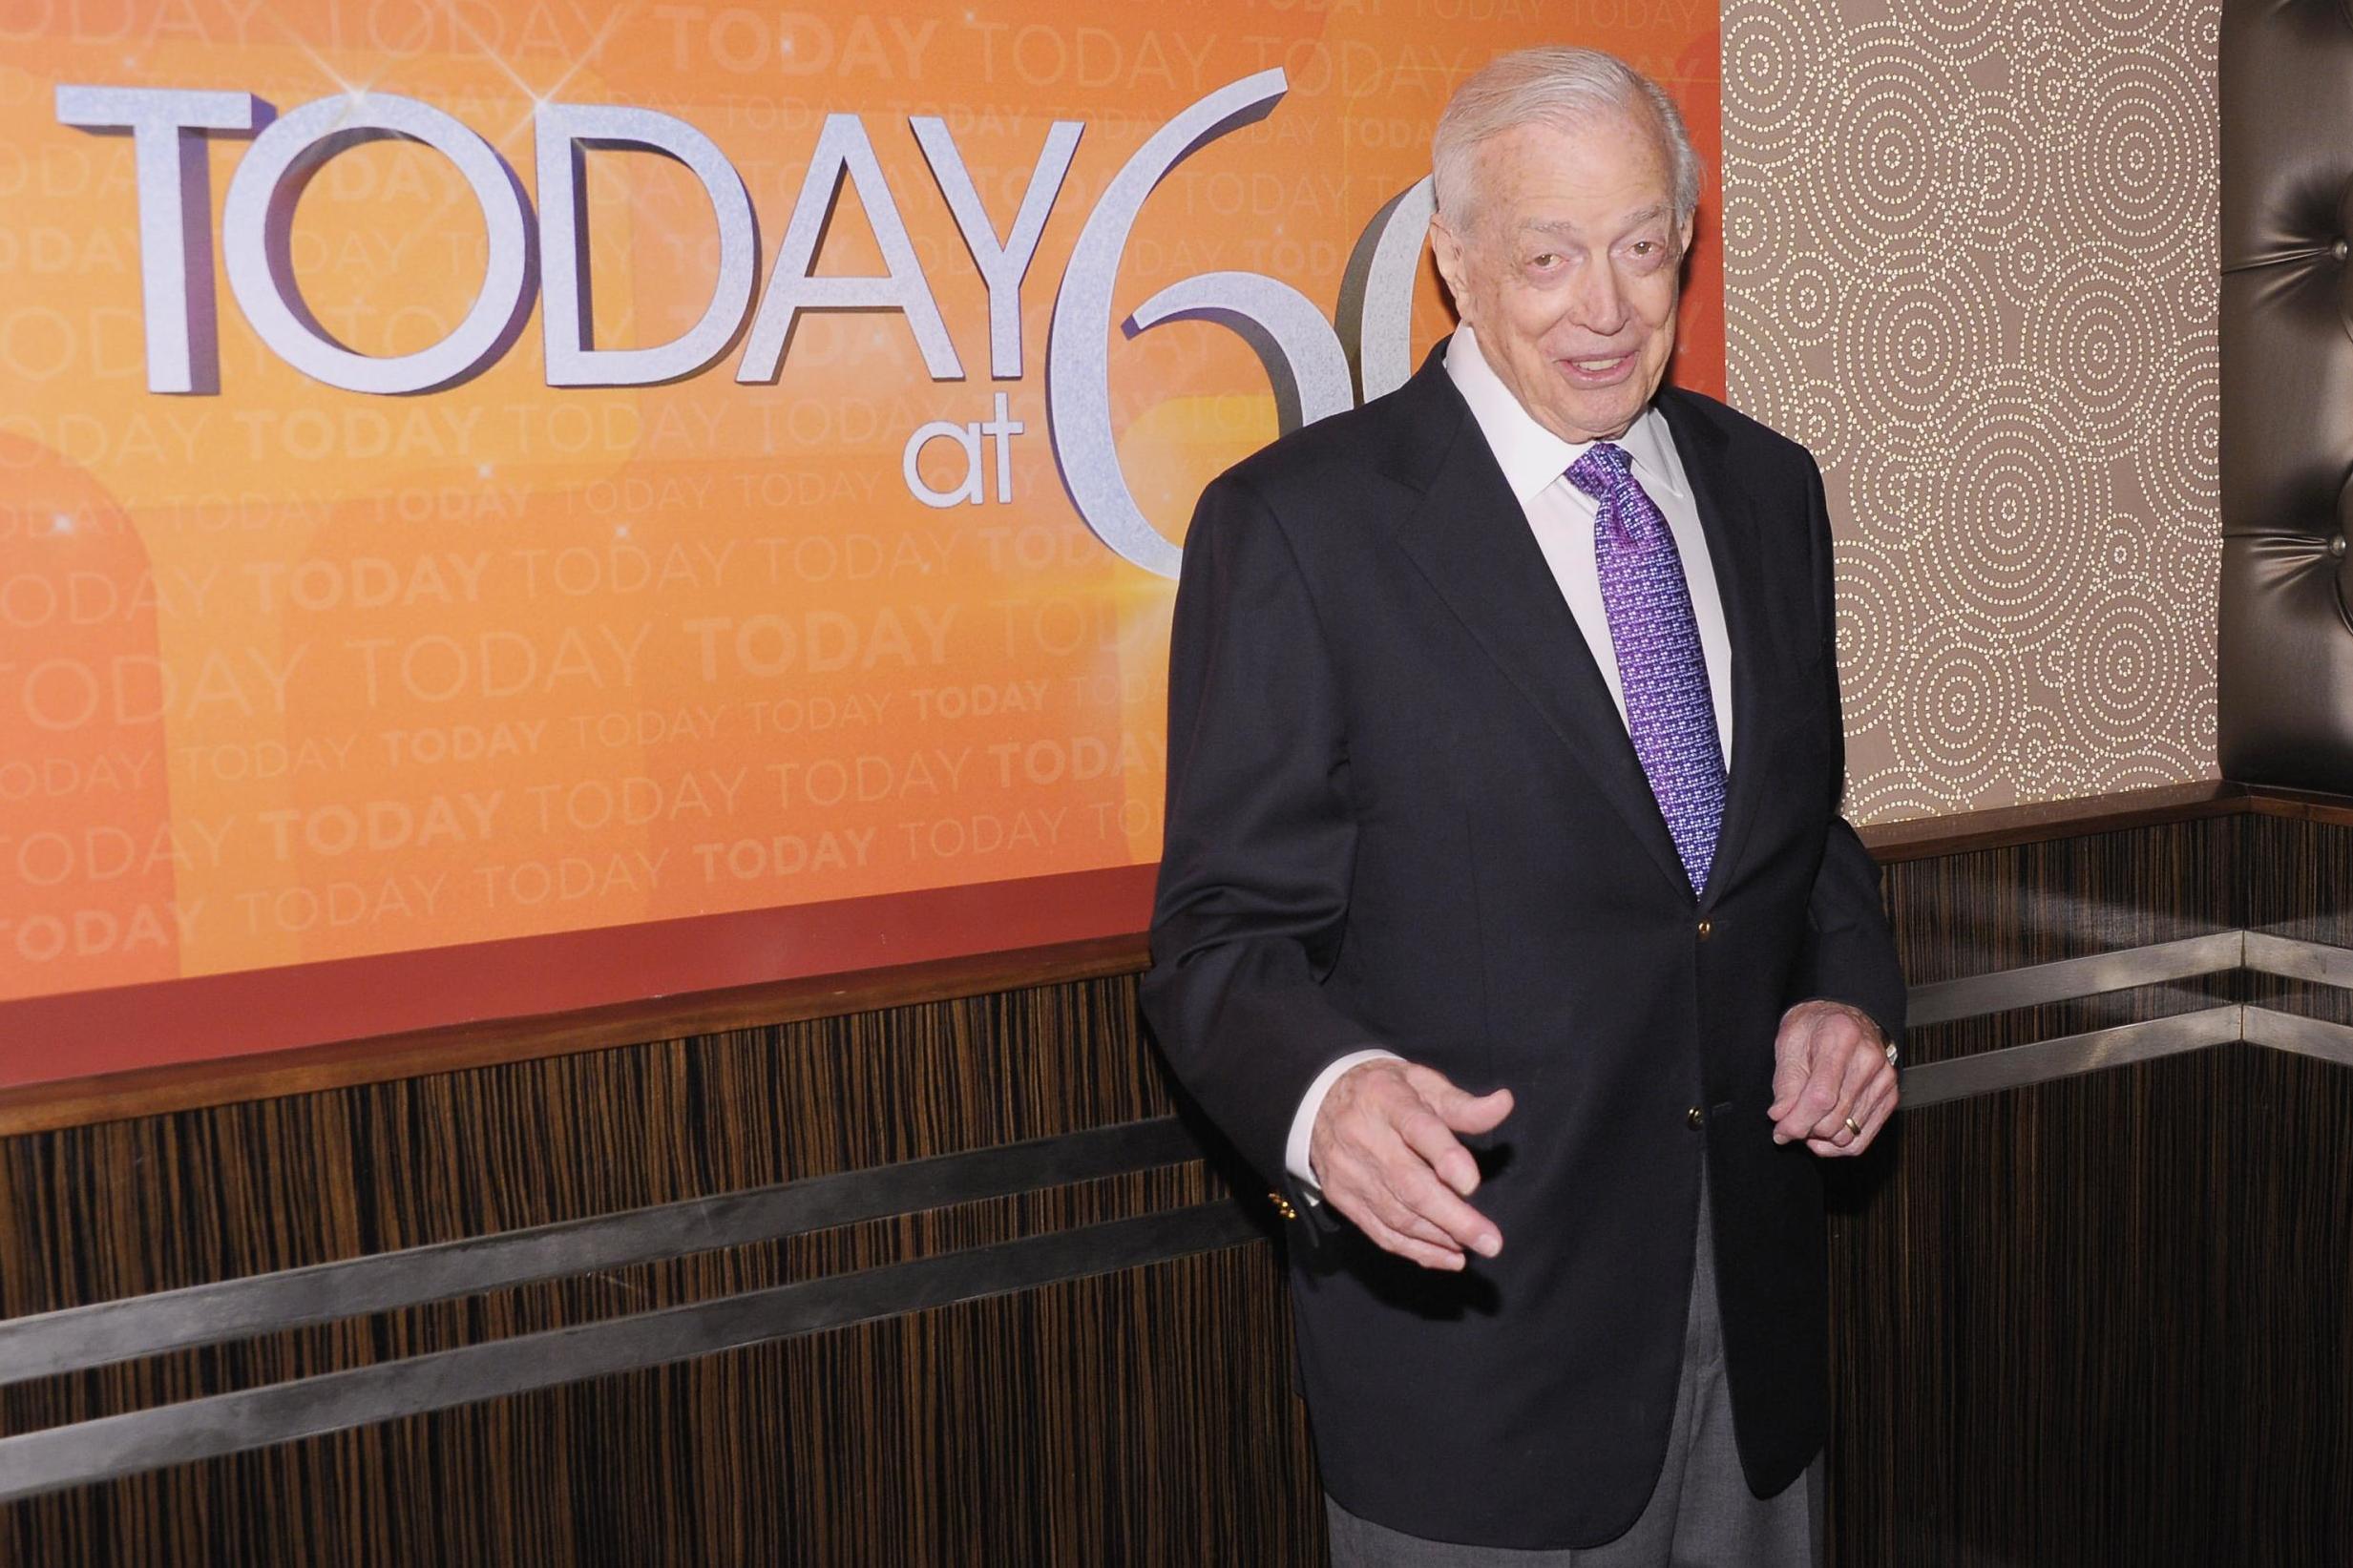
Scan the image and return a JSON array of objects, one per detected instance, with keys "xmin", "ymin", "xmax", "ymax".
[
  {"xmin": 1770, "ymin": 1000, "xmax": 1898, "ymax": 1156},
  {"xmin": 1309, "ymin": 1059, "xmax": 1514, "ymax": 1271}
]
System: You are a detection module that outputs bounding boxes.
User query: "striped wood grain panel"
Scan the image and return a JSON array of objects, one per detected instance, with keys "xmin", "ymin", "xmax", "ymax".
[
  {"xmin": 1876, "ymin": 817, "xmax": 2239, "ymax": 990},
  {"xmin": 11, "ymin": 1245, "xmax": 1324, "ymax": 1567},
  {"xmin": 5, "ymin": 803, "xmax": 2348, "ymax": 1564},
  {"xmin": 0, "ymin": 975, "xmax": 1179, "ymax": 1320},
  {"xmin": 2244, "ymin": 815, "xmax": 2353, "ymax": 1025},
  {"xmin": 1876, "ymin": 818, "xmax": 2241, "ymax": 1065},
  {"xmin": 1, "ymin": 968, "xmax": 1325, "ymax": 1562},
  {"xmin": 1823, "ymin": 1044, "xmax": 2353, "ymax": 1567}
]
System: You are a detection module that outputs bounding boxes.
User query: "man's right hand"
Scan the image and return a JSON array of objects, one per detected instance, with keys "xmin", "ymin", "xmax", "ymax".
[{"xmin": 1309, "ymin": 1059, "xmax": 1514, "ymax": 1271}]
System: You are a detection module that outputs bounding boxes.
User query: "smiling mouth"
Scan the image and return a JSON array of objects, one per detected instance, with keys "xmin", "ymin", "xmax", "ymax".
[{"xmin": 1558, "ymin": 353, "xmax": 1635, "ymax": 385}]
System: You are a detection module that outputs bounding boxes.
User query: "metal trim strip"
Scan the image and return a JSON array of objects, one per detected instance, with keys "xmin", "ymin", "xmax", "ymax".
[
  {"xmin": 2242, "ymin": 931, "xmax": 2353, "ymax": 989},
  {"xmin": 0, "ymin": 1201, "xmax": 1262, "ymax": 1506},
  {"xmin": 2242, "ymin": 1005, "xmax": 2353, "ymax": 1066},
  {"xmin": 0, "ymin": 1116, "xmax": 1205, "ymax": 1387},
  {"xmin": 1904, "ymin": 932, "xmax": 2244, "ymax": 1026},
  {"xmin": 1899, "ymin": 1008, "xmax": 2246, "ymax": 1108}
]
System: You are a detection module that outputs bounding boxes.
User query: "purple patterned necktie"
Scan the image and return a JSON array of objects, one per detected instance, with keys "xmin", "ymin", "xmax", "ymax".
[{"xmin": 1565, "ymin": 442, "xmax": 1725, "ymax": 894}]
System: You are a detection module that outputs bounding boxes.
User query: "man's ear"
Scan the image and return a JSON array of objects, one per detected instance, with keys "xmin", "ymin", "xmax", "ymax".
[{"xmin": 1429, "ymin": 214, "xmax": 1468, "ymax": 313}]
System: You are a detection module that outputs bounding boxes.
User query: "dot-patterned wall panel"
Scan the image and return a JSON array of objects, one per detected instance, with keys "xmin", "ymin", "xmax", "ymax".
[{"xmin": 1721, "ymin": 0, "xmax": 2221, "ymax": 824}]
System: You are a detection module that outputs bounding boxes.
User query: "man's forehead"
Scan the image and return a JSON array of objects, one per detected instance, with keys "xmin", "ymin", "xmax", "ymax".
[{"xmin": 1472, "ymin": 119, "xmax": 1672, "ymax": 200}]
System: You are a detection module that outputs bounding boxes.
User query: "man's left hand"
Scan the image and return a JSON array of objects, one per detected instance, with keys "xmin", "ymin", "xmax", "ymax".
[{"xmin": 1769, "ymin": 1000, "xmax": 1898, "ymax": 1156}]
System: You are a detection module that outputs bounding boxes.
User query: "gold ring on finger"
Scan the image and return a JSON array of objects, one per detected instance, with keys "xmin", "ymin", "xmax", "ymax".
[{"xmin": 1843, "ymin": 1116, "xmax": 1863, "ymax": 1138}]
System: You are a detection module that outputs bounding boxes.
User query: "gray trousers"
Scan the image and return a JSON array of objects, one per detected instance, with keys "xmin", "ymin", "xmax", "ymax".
[{"xmin": 1324, "ymin": 1177, "xmax": 1823, "ymax": 1568}]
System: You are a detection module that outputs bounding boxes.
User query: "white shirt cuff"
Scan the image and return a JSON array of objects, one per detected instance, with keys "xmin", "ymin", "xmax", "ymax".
[{"xmin": 1285, "ymin": 1049, "xmax": 1403, "ymax": 1200}]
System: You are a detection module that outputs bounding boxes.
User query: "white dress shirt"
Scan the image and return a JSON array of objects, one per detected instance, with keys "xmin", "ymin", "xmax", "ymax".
[{"xmin": 1283, "ymin": 325, "xmax": 1735, "ymax": 1192}]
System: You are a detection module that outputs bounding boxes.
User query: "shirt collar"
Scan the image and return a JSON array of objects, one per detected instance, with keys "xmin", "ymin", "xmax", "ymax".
[{"xmin": 1444, "ymin": 325, "xmax": 1687, "ymax": 508}]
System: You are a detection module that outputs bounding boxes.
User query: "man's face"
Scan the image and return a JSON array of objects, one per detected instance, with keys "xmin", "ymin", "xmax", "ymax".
[{"xmin": 1430, "ymin": 113, "xmax": 1690, "ymax": 445}]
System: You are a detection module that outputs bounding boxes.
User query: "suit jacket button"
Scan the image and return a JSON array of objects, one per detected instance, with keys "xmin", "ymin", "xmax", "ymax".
[
  {"xmin": 1696, "ymin": 918, "xmax": 1713, "ymax": 941},
  {"xmin": 1270, "ymin": 1192, "xmax": 1298, "ymax": 1221},
  {"xmin": 1686, "ymin": 1106, "xmax": 1704, "ymax": 1130}
]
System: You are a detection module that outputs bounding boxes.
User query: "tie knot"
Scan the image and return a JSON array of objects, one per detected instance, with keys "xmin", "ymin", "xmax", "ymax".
[{"xmin": 1565, "ymin": 442, "xmax": 1633, "ymax": 500}]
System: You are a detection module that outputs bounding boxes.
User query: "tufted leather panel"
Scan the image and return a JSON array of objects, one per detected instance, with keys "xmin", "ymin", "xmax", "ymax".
[{"xmin": 2221, "ymin": 0, "xmax": 2353, "ymax": 788}]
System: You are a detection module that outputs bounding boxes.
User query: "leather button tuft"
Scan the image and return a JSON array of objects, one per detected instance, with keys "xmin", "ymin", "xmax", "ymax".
[
  {"xmin": 2336, "ymin": 238, "xmax": 2349, "ymax": 262},
  {"xmin": 1686, "ymin": 1106, "xmax": 1704, "ymax": 1130},
  {"xmin": 2332, "ymin": 534, "xmax": 2347, "ymax": 559}
]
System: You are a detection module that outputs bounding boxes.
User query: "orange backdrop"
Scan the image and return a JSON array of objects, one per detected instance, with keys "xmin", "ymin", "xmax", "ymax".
[{"xmin": 0, "ymin": 0, "xmax": 1722, "ymax": 1084}]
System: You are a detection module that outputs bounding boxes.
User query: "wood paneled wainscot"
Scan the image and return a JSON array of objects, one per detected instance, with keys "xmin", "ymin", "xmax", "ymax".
[{"xmin": 2, "ymin": 783, "xmax": 2347, "ymax": 1565}]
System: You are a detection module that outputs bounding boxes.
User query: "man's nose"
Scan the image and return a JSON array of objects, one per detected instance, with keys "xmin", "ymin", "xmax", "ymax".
[{"xmin": 1568, "ymin": 258, "xmax": 1628, "ymax": 337}]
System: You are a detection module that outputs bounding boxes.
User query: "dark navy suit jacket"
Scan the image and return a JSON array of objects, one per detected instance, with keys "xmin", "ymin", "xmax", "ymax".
[{"xmin": 1140, "ymin": 342, "xmax": 1906, "ymax": 1550}]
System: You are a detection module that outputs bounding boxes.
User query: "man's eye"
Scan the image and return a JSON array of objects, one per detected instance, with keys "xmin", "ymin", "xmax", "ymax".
[
  {"xmin": 1630, "ymin": 240, "xmax": 1657, "ymax": 257},
  {"xmin": 1530, "ymin": 252, "xmax": 1561, "ymax": 268}
]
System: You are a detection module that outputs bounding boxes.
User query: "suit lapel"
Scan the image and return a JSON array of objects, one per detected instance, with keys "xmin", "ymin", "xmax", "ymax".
[
  {"xmin": 1377, "ymin": 351, "xmax": 1692, "ymax": 903},
  {"xmin": 1655, "ymin": 387, "xmax": 1768, "ymax": 912}
]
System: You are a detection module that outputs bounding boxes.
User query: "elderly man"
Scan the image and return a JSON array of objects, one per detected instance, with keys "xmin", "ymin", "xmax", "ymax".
[{"xmin": 1141, "ymin": 46, "xmax": 1906, "ymax": 1566}]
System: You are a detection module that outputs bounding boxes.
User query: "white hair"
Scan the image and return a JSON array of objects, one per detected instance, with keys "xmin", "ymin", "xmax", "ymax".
[{"xmin": 1432, "ymin": 47, "xmax": 1703, "ymax": 232}]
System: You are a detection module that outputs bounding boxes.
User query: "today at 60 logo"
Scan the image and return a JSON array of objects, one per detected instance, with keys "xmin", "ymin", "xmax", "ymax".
[{"xmin": 59, "ymin": 71, "xmax": 1435, "ymax": 577}]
